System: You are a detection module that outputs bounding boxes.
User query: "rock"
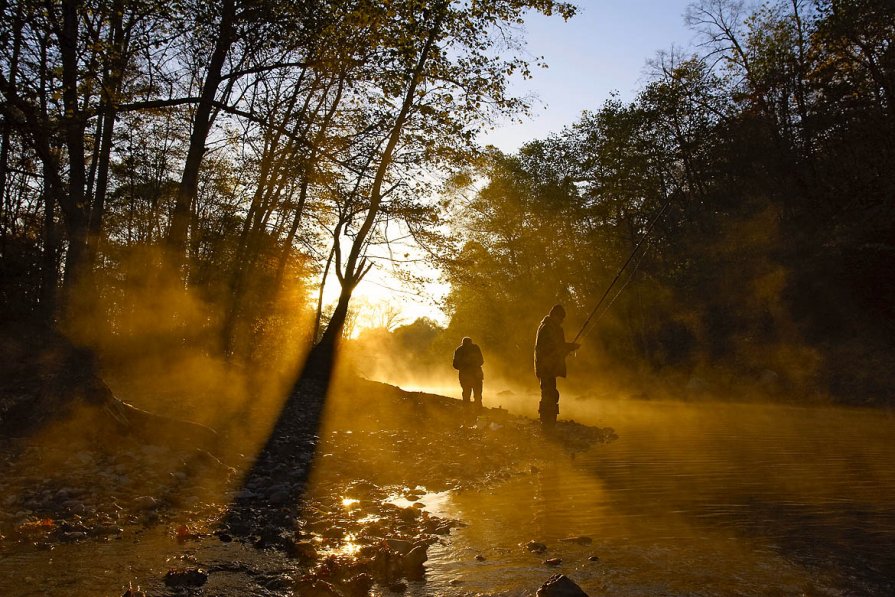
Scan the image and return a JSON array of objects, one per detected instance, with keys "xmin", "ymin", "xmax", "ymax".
[
  {"xmin": 290, "ymin": 540, "xmax": 318, "ymax": 561},
  {"xmin": 385, "ymin": 538, "xmax": 413, "ymax": 555},
  {"xmin": 93, "ymin": 524, "xmax": 123, "ymax": 537},
  {"xmin": 295, "ymin": 579, "xmax": 341, "ymax": 596},
  {"xmin": 132, "ymin": 496, "xmax": 158, "ymax": 510},
  {"xmin": 404, "ymin": 545, "xmax": 429, "ymax": 570},
  {"xmin": 60, "ymin": 531, "xmax": 88, "ymax": 542},
  {"xmin": 403, "ymin": 544, "xmax": 428, "ymax": 579},
  {"xmin": 163, "ymin": 568, "xmax": 208, "ymax": 588},
  {"xmin": 262, "ymin": 575, "xmax": 293, "ymax": 590},
  {"xmin": 526, "ymin": 540, "xmax": 548, "ymax": 554},
  {"xmin": 537, "ymin": 574, "xmax": 589, "ymax": 597},
  {"xmin": 62, "ymin": 499, "xmax": 86, "ymax": 515},
  {"xmin": 475, "ymin": 554, "xmax": 486, "ymax": 561},
  {"xmin": 559, "ymin": 535, "xmax": 592, "ymax": 545},
  {"xmin": 342, "ymin": 572, "xmax": 374, "ymax": 595},
  {"xmin": 55, "ymin": 488, "xmax": 75, "ymax": 500},
  {"xmin": 588, "ymin": 555, "xmax": 600, "ymax": 561},
  {"xmin": 545, "ymin": 557, "xmax": 562, "ymax": 566},
  {"xmin": 387, "ymin": 581, "xmax": 407, "ymax": 593}
]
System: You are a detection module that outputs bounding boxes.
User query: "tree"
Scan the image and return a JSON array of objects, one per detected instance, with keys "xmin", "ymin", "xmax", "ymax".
[{"xmin": 305, "ymin": 0, "xmax": 577, "ymax": 376}]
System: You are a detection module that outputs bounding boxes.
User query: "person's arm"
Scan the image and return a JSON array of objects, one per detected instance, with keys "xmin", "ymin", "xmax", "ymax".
[{"xmin": 558, "ymin": 325, "xmax": 579, "ymax": 353}]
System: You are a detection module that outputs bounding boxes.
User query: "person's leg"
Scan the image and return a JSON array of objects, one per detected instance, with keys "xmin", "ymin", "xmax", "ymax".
[
  {"xmin": 538, "ymin": 377, "xmax": 559, "ymax": 427},
  {"xmin": 461, "ymin": 382, "xmax": 471, "ymax": 402},
  {"xmin": 472, "ymin": 378, "xmax": 483, "ymax": 407}
]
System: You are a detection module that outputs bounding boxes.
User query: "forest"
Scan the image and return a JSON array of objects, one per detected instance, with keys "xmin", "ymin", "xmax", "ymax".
[
  {"xmin": 1, "ymin": 0, "xmax": 893, "ymax": 431},
  {"xmin": 1, "ymin": 1, "xmax": 894, "ymax": 595},
  {"xmin": 355, "ymin": 0, "xmax": 895, "ymax": 406}
]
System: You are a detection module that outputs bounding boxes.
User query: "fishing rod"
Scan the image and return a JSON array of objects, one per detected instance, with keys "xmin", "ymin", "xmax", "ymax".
[
  {"xmin": 572, "ymin": 193, "xmax": 675, "ymax": 343},
  {"xmin": 578, "ymin": 242, "xmax": 651, "ymax": 342}
]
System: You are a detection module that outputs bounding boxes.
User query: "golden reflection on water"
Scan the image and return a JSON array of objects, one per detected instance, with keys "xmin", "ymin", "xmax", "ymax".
[
  {"xmin": 293, "ymin": 375, "xmax": 895, "ymax": 594},
  {"xmin": 334, "ymin": 532, "xmax": 362, "ymax": 557},
  {"xmin": 340, "ymin": 497, "xmax": 360, "ymax": 508}
]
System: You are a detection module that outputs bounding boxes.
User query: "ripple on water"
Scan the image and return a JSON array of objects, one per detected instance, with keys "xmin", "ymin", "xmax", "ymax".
[{"xmin": 422, "ymin": 400, "xmax": 895, "ymax": 596}]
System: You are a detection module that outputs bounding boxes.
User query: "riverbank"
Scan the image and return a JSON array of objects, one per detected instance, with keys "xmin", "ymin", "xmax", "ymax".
[{"xmin": 0, "ymin": 373, "xmax": 615, "ymax": 595}]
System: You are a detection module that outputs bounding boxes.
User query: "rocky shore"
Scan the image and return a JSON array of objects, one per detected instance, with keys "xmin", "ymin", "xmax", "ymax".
[{"xmin": 0, "ymin": 374, "xmax": 615, "ymax": 595}]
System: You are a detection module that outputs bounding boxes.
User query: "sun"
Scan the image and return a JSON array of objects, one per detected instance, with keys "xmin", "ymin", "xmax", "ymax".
[{"xmin": 317, "ymin": 262, "xmax": 449, "ymax": 338}]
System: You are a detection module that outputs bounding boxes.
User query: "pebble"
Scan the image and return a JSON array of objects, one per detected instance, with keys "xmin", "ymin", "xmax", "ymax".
[
  {"xmin": 537, "ymin": 573, "xmax": 588, "ymax": 596},
  {"xmin": 164, "ymin": 567, "xmax": 208, "ymax": 588},
  {"xmin": 61, "ymin": 531, "xmax": 88, "ymax": 542},
  {"xmin": 527, "ymin": 540, "xmax": 548, "ymax": 554},
  {"xmin": 132, "ymin": 496, "xmax": 158, "ymax": 510},
  {"xmin": 386, "ymin": 538, "xmax": 413, "ymax": 555}
]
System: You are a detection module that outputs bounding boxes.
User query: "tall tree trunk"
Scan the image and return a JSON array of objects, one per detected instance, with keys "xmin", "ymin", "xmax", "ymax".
[
  {"xmin": 40, "ymin": 163, "xmax": 59, "ymax": 318},
  {"xmin": 273, "ymin": 177, "xmax": 310, "ymax": 289},
  {"xmin": 57, "ymin": 0, "xmax": 92, "ymax": 310},
  {"xmin": 85, "ymin": 0, "xmax": 126, "ymax": 271},
  {"xmin": 312, "ymin": 243, "xmax": 335, "ymax": 344},
  {"xmin": 0, "ymin": 1, "xmax": 22, "ymax": 253},
  {"xmin": 166, "ymin": 0, "xmax": 236, "ymax": 269}
]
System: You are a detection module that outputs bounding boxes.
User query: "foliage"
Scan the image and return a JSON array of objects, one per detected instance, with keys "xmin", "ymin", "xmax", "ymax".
[{"xmin": 440, "ymin": 0, "xmax": 894, "ymax": 404}]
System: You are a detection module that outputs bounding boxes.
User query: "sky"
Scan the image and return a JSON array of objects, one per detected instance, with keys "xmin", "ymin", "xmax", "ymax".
[
  {"xmin": 484, "ymin": 0, "xmax": 698, "ymax": 151},
  {"xmin": 345, "ymin": 0, "xmax": 700, "ymax": 331}
]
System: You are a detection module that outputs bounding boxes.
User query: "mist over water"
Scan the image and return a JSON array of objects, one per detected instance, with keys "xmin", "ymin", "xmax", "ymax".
[
  {"xmin": 414, "ymin": 398, "xmax": 895, "ymax": 595},
  {"xmin": 331, "ymin": 341, "xmax": 895, "ymax": 595}
]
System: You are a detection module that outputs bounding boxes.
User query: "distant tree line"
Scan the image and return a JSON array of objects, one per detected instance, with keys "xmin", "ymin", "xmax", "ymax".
[
  {"xmin": 0, "ymin": 0, "xmax": 576, "ymax": 376},
  {"xmin": 426, "ymin": 0, "xmax": 893, "ymax": 404}
]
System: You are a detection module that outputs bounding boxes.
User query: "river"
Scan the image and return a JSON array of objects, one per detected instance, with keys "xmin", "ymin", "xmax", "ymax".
[
  {"xmin": 2, "ymin": 397, "xmax": 893, "ymax": 595},
  {"xmin": 414, "ymin": 398, "xmax": 895, "ymax": 595}
]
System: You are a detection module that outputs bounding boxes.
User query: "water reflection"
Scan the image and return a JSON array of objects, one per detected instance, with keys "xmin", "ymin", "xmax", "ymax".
[{"xmin": 424, "ymin": 400, "xmax": 895, "ymax": 595}]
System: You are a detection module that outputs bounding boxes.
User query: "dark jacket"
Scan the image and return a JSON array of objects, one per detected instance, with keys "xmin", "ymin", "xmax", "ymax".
[
  {"xmin": 453, "ymin": 342, "xmax": 484, "ymax": 380},
  {"xmin": 534, "ymin": 315, "xmax": 575, "ymax": 378}
]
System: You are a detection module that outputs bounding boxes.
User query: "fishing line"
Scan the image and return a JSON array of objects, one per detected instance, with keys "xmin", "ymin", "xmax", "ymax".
[
  {"xmin": 573, "ymin": 194, "xmax": 674, "ymax": 343},
  {"xmin": 578, "ymin": 241, "xmax": 651, "ymax": 341}
]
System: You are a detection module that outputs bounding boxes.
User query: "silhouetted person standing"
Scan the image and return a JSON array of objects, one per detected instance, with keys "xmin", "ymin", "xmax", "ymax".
[
  {"xmin": 534, "ymin": 304, "xmax": 580, "ymax": 428},
  {"xmin": 453, "ymin": 336, "xmax": 484, "ymax": 408}
]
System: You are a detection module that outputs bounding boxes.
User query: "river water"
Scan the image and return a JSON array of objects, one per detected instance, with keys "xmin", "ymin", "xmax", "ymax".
[
  {"xmin": 2, "ymin": 398, "xmax": 893, "ymax": 595},
  {"xmin": 415, "ymin": 398, "xmax": 895, "ymax": 596}
]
